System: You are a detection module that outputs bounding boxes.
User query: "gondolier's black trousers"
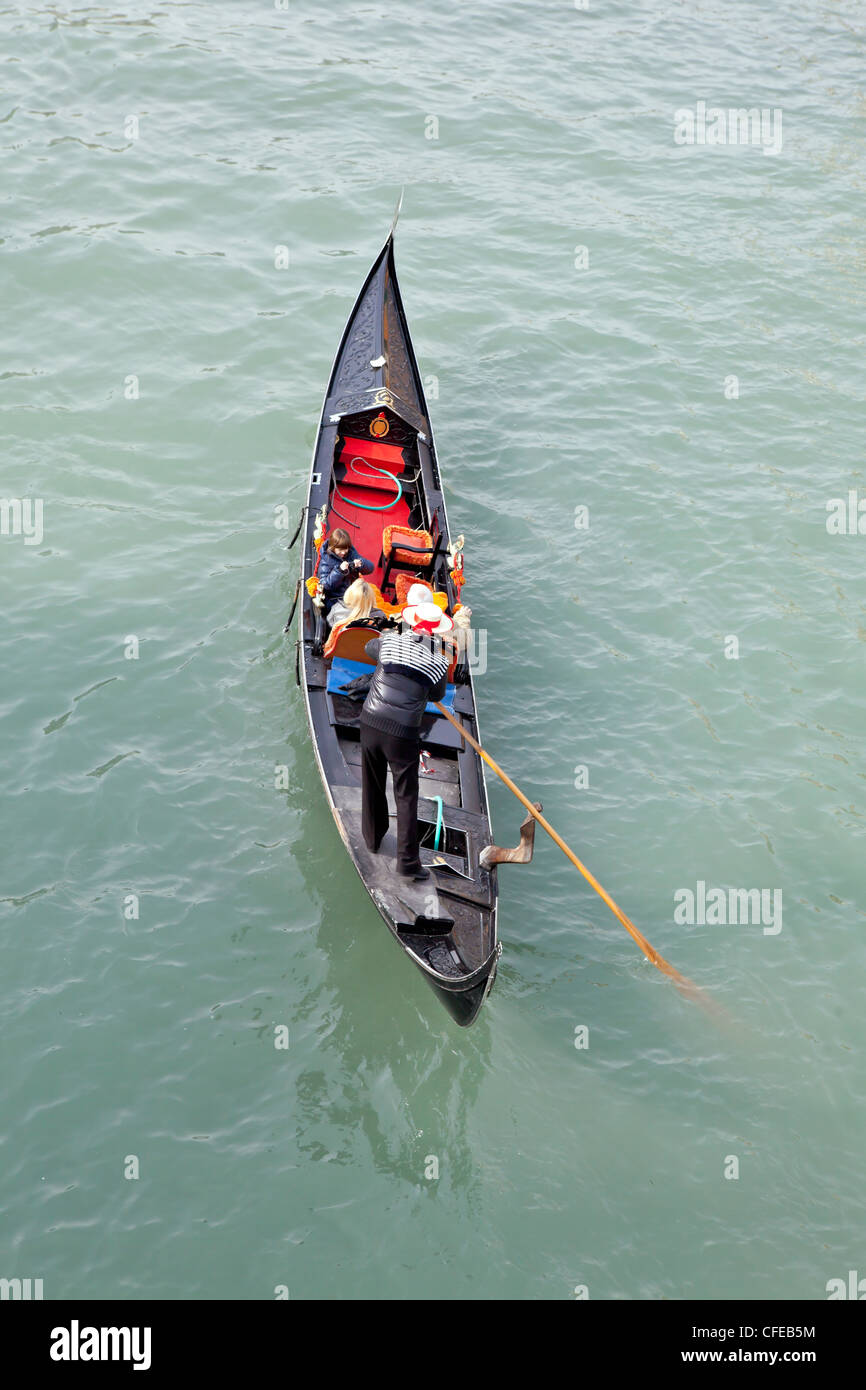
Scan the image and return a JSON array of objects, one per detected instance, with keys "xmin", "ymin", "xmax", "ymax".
[{"xmin": 360, "ymin": 721, "xmax": 422, "ymax": 874}]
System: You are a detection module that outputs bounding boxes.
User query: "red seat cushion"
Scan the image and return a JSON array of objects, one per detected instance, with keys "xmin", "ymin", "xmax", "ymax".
[{"xmin": 339, "ymin": 436, "xmax": 406, "ymax": 473}]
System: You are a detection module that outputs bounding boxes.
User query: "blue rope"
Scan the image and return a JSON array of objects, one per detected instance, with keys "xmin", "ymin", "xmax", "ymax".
[
  {"xmin": 432, "ymin": 795, "xmax": 444, "ymax": 851},
  {"xmin": 334, "ymin": 457, "xmax": 403, "ymax": 513}
]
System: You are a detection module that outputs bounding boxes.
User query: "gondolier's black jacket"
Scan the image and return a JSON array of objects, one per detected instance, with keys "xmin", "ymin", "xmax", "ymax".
[{"xmin": 360, "ymin": 631, "xmax": 449, "ymax": 739}]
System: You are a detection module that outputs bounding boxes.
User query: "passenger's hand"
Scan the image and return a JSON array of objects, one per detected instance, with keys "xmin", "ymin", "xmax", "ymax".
[{"xmin": 340, "ymin": 561, "xmax": 350, "ymax": 572}]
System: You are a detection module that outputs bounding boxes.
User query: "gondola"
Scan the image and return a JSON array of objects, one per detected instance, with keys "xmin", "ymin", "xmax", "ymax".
[{"xmin": 290, "ymin": 209, "xmax": 502, "ymax": 1027}]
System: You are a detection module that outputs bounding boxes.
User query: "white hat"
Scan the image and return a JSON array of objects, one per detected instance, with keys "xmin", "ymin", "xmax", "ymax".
[
  {"xmin": 405, "ymin": 582, "xmax": 434, "ymax": 606},
  {"xmin": 402, "ymin": 601, "xmax": 453, "ymax": 635}
]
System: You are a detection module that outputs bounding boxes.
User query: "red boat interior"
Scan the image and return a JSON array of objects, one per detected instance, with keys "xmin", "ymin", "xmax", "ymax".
[
  {"xmin": 318, "ymin": 415, "xmax": 465, "ymax": 753},
  {"xmin": 327, "ymin": 434, "xmax": 413, "ymax": 594}
]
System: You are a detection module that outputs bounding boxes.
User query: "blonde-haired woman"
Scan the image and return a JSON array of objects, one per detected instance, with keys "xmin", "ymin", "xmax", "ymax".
[
  {"xmin": 326, "ymin": 577, "xmax": 375, "ymax": 629},
  {"xmin": 323, "ymin": 578, "xmax": 392, "ymax": 660}
]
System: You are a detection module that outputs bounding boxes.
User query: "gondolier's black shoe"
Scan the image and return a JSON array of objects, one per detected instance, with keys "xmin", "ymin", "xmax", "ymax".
[{"xmin": 398, "ymin": 865, "xmax": 430, "ymax": 882}]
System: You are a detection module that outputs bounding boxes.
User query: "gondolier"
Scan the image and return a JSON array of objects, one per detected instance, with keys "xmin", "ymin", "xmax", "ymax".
[{"xmin": 360, "ymin": 603, "xmax": 454, "ymax": 881}]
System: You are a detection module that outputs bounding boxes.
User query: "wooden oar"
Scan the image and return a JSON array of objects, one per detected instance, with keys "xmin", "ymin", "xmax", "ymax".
[{"xmin": 433, "ymin": 700, "xmax": 713, "ymax": 1009}]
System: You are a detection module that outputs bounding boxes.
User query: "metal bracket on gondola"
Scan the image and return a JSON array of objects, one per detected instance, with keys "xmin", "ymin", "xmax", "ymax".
[
  {"xmin": 286, "ymin": 505, "xmax": 307, "ymax": 551},
  {"xmin": 283, "ymin": 578, "xmax": 301, "ymax": 633},
  {"xmin": 294, "ymin": 639, "xmax": 301, "ymax": 687},
  {"xmin": 479, "ymin": 804, "xmax": 542, "ymax": 868}
]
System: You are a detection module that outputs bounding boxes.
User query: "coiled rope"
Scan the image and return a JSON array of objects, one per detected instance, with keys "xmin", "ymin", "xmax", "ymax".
[{"xmin": 330, "ymin": 457, "xmax": 403, "ymax": 530}]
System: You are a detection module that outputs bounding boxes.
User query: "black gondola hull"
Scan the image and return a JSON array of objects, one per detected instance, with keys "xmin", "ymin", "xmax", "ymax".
[{"xmin": 295, "ymin": 229, "xmax": 498, "ymax": 1027}]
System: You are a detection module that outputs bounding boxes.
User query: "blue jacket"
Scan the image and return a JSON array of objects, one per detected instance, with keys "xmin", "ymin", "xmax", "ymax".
[{"xmin": 319, "ymin": 544, "xmax": 374, "ymax": 607}]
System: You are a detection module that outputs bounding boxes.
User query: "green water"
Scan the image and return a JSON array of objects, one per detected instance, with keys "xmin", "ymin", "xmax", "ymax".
[{"xmin": 2, "ymin": 0, "xmax": 865, "ymax": 1301}]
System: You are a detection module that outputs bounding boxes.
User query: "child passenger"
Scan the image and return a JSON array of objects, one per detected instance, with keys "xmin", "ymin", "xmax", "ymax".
[{"xmin": 318, "ymin": 528, "xmax": 374, "ymax": 616}]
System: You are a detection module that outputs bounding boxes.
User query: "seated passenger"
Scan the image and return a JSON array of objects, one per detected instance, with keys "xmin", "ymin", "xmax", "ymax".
[
  {"xmin": 401, "ymin": 581, "xmax": 435, "ymax": 611},
  {"xmin": 319, "ymin": 528, "xmax": 374, "ymax": 616},
  {"xmin": 323, "ymin": 579, "xmax": 394, "ymax": 660},
  {"xmin": 327, "ymin": 578, "xmax": 382, "ymax": 629},
  {"xmin": 394, "ymin": 584, "xmax": 468, "ymax": 679}
]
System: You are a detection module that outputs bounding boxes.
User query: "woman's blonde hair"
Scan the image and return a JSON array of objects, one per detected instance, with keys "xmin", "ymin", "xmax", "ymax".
[{"xmin": 340, "ymin": 578, "xmax": 375, "ymax": 624}]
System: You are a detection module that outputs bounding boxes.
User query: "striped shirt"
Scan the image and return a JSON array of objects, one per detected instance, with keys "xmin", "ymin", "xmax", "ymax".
[{"xmin": 377, "ymin": 629, "xmax": 450, "ymax": 683}]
